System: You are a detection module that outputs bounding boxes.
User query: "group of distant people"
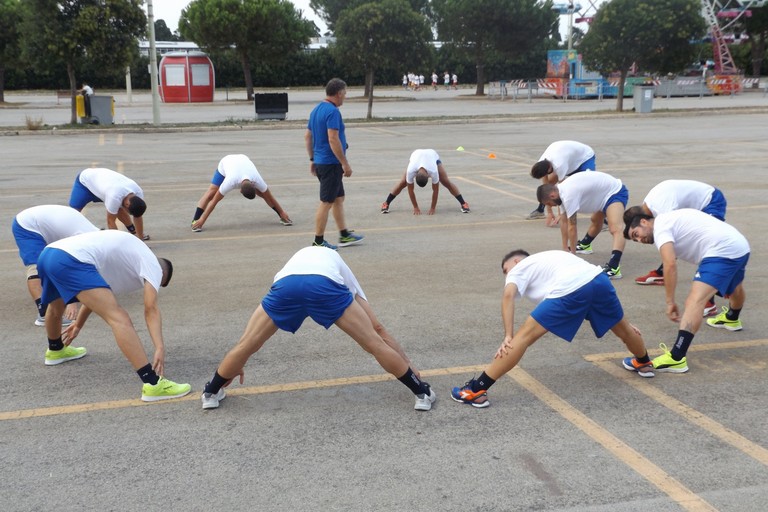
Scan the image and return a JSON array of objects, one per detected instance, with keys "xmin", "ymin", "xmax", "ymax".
[
  {"xmin": 11, "ymin": 81, "xmax": 750, "ymax": 416},
  {"xmin": 402, "ymin": 71, "xmax": 458, "ymax": 91}
]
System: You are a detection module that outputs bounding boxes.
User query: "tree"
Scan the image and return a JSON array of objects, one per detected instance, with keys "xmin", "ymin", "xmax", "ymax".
[
  {"xmin": 743, "ymin": 5, "xmax": 768, "ymax": 77},
  {"xmin": 333, "ymin": 0, "xmax": 432, "ymax": 119},
  {"xmin": 154, "ymin": 19, "xmax": 177, "ymax": 42},
  {"xmin": 20, "ymin": 0, "xmax": 146, "ymax": 123},
  {"xmin": 180, "ymin": 0, "xmax": 316, "ymax": 100},
  {"xmin": 431, "ymin": 0, "xmax": 557, "ymax": 96},
  {"xmin": 310, "ymin": 0, "xmax": 429, "ymax": 33},
  {"xmin": 0, "ymin": 0, "xmax": 22, "ymax": 103},
  {"xmin": 579, "ymin": 0, "xmax": 705, "ymax": 111}
]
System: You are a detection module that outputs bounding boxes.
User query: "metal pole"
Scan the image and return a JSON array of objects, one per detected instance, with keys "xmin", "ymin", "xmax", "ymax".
[
  {"xmin": 125, "ymin": 66, "xmax": 132, "ymax": 104},
  {"xmin": 567, "ymin": 3, "xmax": 574, "ymax": 50},
  {"xmin": 147, "ymin": 0, "xmax": 161, "ymax": 125}
]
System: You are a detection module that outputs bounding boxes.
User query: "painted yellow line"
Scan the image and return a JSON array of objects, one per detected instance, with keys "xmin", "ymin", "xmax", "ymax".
[
  {"xmin": 0, "ymin": 365, "xmax": 486, "ymax": 422},
  {"xmin": 508, "ymin": 368, "xmax": 718, "ymax": 512},
  {"xmin": 593, "ymin": 360, "xmax": 768, "ymax": 468},
  {"xmin": 583, "ymin": 339, "xmax": 768, "ymax": 362}
]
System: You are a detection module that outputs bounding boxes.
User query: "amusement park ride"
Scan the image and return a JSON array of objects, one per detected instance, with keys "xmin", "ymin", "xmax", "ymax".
[{"xmin": 546, "ymin": 1, "xmax": 766, "ymax": 96}]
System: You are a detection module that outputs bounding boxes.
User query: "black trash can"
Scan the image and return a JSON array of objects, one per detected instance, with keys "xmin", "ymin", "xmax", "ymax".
[{"xmin": 254, "ymin": 93, "xmax": 288, "ymax": 120}]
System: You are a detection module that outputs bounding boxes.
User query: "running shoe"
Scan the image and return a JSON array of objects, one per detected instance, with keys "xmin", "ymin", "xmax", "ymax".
[
  {"xmin": 451, "ymin": 380, "xmax": 489, "ymax": 408},
  {"xmin": 201, "ymin": 387, "xmax": 226, "ymax": 410},
  {"xmin": 191, "ymin": 222, "xmax": 202, "ymax": 232},
  {"xmin": 651, "ymin": 343, "xmax": 689, "ymax": 373},
  {"xmin": 141, "ymin": 378, "xmax": 192, "ymax": 402},
  {"xmin": 575, "ymin": 242, "xmax": 593, "ymax": 254},
  {"xmin": 602, "ymin": 264, "xmax": 622, "ymax": 280},
  {"xmin": 381, "ymin": 202, "xmax": 390, "ymax": 214},
  {"xmin": 460, "ymin": 202, "xmax": 471, "ymax": 213},
  {"xmin": 44, "ymin": 345, "xmax": 87, "ymax": 366},
  {"xmin": 338, "ymin": 233, "xmax": 364, "ymax": 247},
  {"xmin": 706, "ymin": 306, "xmax": 743, "ymax": 331},
  {"xmin": 312, "ymin": 240, "xmax": 338, "ymax": 250},
  {"xmin": 703, "ymin": 302, "xmax": 718, "ymax": 318},
  {"xmin": 635, "ymin": 269, "xmax": 664, "ymax": 285},
  {"xmin": 526, "ymin": 209, "xmax": 545, "ymax": 220},
  {"xmin": 621, "ymin": 357, "xmax": 655, "ymax": 378},
  {"xmin": 279, "ymin": 217, "xmax": 293, "ymax": 226},
  {"xmin": 414, "ymin": 385, "xmax": 437, "ymax": 411}
]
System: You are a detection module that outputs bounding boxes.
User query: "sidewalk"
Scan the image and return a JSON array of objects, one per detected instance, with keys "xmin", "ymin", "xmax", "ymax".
[{"xmin": 1, "ymin": 85, "xmax": 766, "ymax": 129}]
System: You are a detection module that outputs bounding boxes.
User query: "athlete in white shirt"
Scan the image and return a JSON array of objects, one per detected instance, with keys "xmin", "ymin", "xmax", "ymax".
[
  {"xmin": 625, "ymin": 209, "xmax": 750, "ymax": 373},
  {"xmin": 451, "ymin": 250, "xmax": 654, "ymax": 408},
  {"xmin": 380, "ymin": 149, "xmax": 470, "ymax": 215},
  {"xmin": 69, "ymin": 167, "xmax": 149, "ymax": 240},
  {"xmin": 37, "ymin": 230, "xmax": 191, "ymax": 402},
  {"xmin": 625, "ymin": 180, "xmax": 727, "ymax": 293},
  {"xmin": 537, "ymin": 171, "xmax": 629, "ymax": 279},
  {"xmin": 528, "ymin": 141, "xmax": 596, "ymax": 223},
  {"xmin": 191, "ymin": 154, "xmax": 292, "ymax": 231},
  {"xmin": 12, "ymin": 205, "xmax": 98, "ymax": 326},
  {"xmin": 200, "ymin": 246, "xmax": 436, "ymax": 412}
]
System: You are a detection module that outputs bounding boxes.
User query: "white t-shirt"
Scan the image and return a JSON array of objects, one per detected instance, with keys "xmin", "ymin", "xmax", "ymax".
[
  {"xmin": 48, "ymin": 230, "xmax": 162, "ymax": 294},
  {"xmin": 273, "ymin": 246, "xmax": 367, "ymax": 301},
  {"xmin": 16, "ymin": 205, "xmax": 98, "ymax": 241},
  {"xmin": 78, "ymin": 168, "xmax": 144, "ymax": 215},
  {"xmin": 643, "ymin": 180, "xmax": 715, "ymax": 216},
  {"xmin": 505, "ymin": 250, "xmax": 603, "ymax": 303},
  {"xmin": 217, "ymin": 154, "xmax": 268, "ymax": 196},
  {"xmin": 540, "ymin": 141, "xmax": 595, "ymax": 181},
  {"xmin": 406, "ymin": 149, "xmax": 440, "ymax": 185},
  {"xmin": 558, "ymin": 171, "xmax": 622, "ymax": 216},
  {"xmin": 653, "ymin": 209, "xmax": 749, "ymax": 264}
]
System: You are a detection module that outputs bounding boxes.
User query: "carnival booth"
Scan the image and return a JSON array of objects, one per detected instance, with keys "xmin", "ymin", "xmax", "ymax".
[{"xmin": 158, "ymin": 51, "xmax": 215, "ymax": 103}]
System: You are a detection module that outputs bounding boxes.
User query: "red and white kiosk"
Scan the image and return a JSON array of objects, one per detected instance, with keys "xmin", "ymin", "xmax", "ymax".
[{"xmin": 158, "ymin": 51, "xmax": 215, "ymax": 103}]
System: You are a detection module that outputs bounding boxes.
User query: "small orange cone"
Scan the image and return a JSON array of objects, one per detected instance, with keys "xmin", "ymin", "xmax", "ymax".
[{"xmin": 488, "ymin": 153, "xmax": 496, "ymax": 159}]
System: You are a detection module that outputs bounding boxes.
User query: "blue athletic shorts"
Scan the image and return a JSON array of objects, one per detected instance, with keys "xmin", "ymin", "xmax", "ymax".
[
  {"xmin": 576, "ymin": 155, "xmax": 596, "ymax": 172},
  {"xmin": 315, "ymin": 164, "xmax": 345, "ymax": 203},
  {"xmin": 603, "ymin": 184, "xmax": 629, "ymax": 212},
  {"xmin": 211, "ymin": 170, "xmax": 225, "ymax": 186},
  {"xmin": 68, "ymin": 172, "xmax": 103, "ymax": 210},
  {"xmin": 694, "ymin": 253, "xmax": 749, "ymax": 297},
  {"xmin": 12, "ymin": 218, "xmax": 46, "ymax": 266},
  {"xmin": 261, "ymin": 274, "xmax": 354, "ymax": 333},
  {"xmin": 702, "ymin": 188, "xmax": 727, "ymax": 221},
  {"xmin": 38, "ymin": 247, "xmax": 110, "ymax": 305},
  {"xmin": 530, "ymin": 273, "xmax": 623, "ymax": 342}
]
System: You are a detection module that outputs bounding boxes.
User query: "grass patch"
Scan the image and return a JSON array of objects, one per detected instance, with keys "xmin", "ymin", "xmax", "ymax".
[{"xmin": 24, "ymin": 115, "xmax": 45, "ymax": 130}]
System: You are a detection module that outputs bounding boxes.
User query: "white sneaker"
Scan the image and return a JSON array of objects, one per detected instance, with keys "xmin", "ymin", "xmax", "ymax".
[
  {"xmin": 35, "ymin": 316, "xmax": 73, "ymax": 327},
  {"xmin": 201, "ymin": 387, "xmax": 226, "ymax": 409},
  {"xmin": 414, "ymin": 386, "xmax": 437, "ymax": 411}
]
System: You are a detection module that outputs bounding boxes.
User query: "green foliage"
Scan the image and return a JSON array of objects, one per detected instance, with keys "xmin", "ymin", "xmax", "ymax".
[
  {"xmin": 0, "ymin": 0, "xmax": 22, "ymax": 101},
  {"xmin": 310, "ymin": 0, "xmax": 429, "ymax": 32},
  {"xmin": 743, "ymin": 5, "xmax": 768, "ymax": 76},
  {"xmin": 180, "ymin": 0, "xmax": 316, "ymax": 98},
  {"xmin": 333, "ymin": 0, "xmax": 433, "ymax": 75},
  {"xmin": 431, "ymin": 0, "xmax": 557, "ymax": 94},
  {"xmin": 154, "ymin": 19, "xmax": 178, "ymax": 42},
  {"xmin": 579, "ymin": 0, "xmax": 706, "ymax": 77}
]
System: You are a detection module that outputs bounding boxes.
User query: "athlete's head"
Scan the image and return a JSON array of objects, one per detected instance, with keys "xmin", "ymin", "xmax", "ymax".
[
  {"xmin": 531, "ymin": 159, "xmax": 553, "ymax": 179},
  {"xmin": 240, "ymin": 180, "xmax": 257, "ymax": 200},
  {"xmin": 415, "ymin": 168, "xmax": 429, "ymax": 188},
  {"xmin": 127, "ymin": 196, "xmax": 146, "ymax": 217}
]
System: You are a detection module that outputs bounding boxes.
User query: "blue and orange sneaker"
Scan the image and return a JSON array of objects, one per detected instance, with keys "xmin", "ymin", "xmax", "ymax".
[
  {"xmin": 621, "ymin": 357, "xmax": 655, "ymax": 378},
  {"xmin": 451, "ymin": 380, "xmax": 489, "ymax": 408}
]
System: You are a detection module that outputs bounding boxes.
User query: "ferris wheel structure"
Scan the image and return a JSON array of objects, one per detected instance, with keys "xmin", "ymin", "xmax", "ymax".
[{"xmin": 703, "ymin": 0, "xmax": 766, "ymax": 75}]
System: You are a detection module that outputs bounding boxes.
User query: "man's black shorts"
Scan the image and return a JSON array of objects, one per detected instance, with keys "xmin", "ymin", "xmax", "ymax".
[{"xmin": 316, "ymin": 164, "xmax": 345, "ymax": 203}]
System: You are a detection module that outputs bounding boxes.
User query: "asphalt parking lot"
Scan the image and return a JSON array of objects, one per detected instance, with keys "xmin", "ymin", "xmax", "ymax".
[{"xmin": 1, "ymin": 92, "xmax": 767, "ymax": 511}]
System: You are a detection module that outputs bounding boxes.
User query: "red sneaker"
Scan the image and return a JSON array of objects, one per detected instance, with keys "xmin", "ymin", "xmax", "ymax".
[{"xmin": 635, "ymin": 269, "xmax": 664, "ymax": 285}]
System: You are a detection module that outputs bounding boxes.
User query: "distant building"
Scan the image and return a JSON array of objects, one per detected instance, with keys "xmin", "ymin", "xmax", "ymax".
[{"xmin": 139, "ymin": 40, "xmax": 201, "ymax": 56}]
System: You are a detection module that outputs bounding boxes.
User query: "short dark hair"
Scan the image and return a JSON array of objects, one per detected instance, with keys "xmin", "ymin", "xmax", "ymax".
[
  {"xmin": 536, "ymin": 184, "xmax": 556, "ymax": 204},
  {"xmin": 159, "ymin": 258, "xmax": 173, "ymax": 287},
  {"xmin": 127, "ymin": 196, "xmax": 146, "ymax": 217},
  {"xmin": 622, "ymin": 205, "xmax": 646, "ymax": 226},
  {"xmin": 501, "ymin": 249, "xmax": 530, "ymax": 270},
  {"xmin": 415, "ymin": 171, "xmax": 429, "ymax": 188},
  {"xmin": 624, "ymin": 213, "xmax": 653, "ymax": 240},
  {"xmin": 531, "ymin": 160, "xmax": 552, "ymax": 179},
  {"xmin": 240, "ymin": 181, "xmax": 257, "ymax": 199},
  {"xmin": 326, "ymin": 78, "xmax": 347, "ymax": 97}
]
